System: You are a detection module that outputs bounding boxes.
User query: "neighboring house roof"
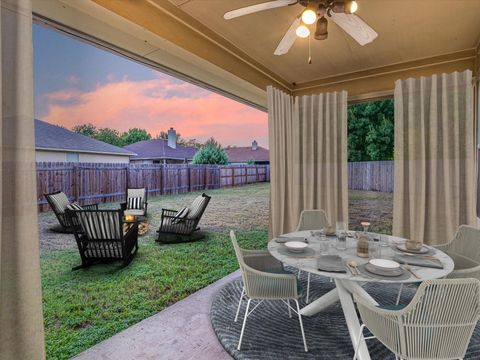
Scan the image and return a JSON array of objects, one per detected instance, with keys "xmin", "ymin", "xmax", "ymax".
[
  {"xmin": 35, "ymin": 119, "xmax": 136, "ymax": 156},
  {"xmin": 224, "ymin": 146, "xmax": 269, "ymax": 163},
  {"xmin": 124, "ymin": 139, "xmax": 197, "ymax": 160}
]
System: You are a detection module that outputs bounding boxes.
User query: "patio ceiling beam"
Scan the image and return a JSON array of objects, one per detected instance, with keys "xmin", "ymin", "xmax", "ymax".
[{"xmin": 293, "ymin": 49, "xmax": 476, "ymax": 100}]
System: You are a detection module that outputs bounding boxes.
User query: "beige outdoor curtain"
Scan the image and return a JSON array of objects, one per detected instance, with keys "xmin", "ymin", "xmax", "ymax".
[
  {"xmin": 0, "ymin": 0, "xmax": 46, "ymax": 359},
  {"xmin": 268, "ymin": 86, "xmax": 348, "ymax": 238},
  {"xmin": 393, "ymin": 70, "xmax": 477, "ymax": 245}
]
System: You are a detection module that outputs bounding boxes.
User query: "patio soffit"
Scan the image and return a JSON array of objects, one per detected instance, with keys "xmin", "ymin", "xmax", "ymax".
[{"xmin": 41, "ymin": 0, "xmax": 480, "ymax": 103}]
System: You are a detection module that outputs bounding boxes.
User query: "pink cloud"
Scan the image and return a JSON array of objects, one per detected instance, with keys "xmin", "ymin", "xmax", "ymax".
[{"xmin": 41, "ymin": 78, "xmax": 268, "ymax": 147}]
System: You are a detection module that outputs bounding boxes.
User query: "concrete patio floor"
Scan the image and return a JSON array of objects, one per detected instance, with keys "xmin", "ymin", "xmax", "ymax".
[{"xmin": 73, "ymin": 271, "xmax": 239, "ymax": 360}]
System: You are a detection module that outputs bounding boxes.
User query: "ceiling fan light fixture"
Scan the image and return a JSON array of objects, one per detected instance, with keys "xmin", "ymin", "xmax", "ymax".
[
  {"xmin": 314, "ymin": 16, "xmax": 328, "ymax": 40},
  {"xmin": 344, "ymin": 0, "xmax": 358, "ymax": 14},
  {"xmin": 301, "ymin": 7, "xmax": 317, "ymax": 25},
  {"xmin": 296, "ymin": 24, "xmax": 310, "ymax": 38},
  {"xmin": 331, "ymin": 1, "xmax": 345, "ymax": 13}
]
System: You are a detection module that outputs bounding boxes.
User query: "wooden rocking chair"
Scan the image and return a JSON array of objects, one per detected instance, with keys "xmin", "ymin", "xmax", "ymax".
[
  {"xmin": 156, "ymin": 193, "xmax": 211, "ymax": 244},
  {"xmin": 68, "ymin": 209, "xmax": 138, "ymax": 270}
]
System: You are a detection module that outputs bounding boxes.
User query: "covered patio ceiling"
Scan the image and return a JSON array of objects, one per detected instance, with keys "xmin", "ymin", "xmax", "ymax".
[{"xmin": 33, "ymin": 0, "xmax": 480, "ymax": 107}]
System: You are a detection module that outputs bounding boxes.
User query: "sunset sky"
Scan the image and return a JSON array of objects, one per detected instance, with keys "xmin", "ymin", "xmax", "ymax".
[{"xmin": 33, "ymin": 25, "xmax": 268, "ymax": 148}]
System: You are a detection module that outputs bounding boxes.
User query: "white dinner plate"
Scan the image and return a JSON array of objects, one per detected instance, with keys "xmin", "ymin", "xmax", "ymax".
[
  {"xmin": 285, "ymin": 241, "xmax": 308, "ymax": 253},
  {"xmin": 365, "ymin": 264, "xmax": 404, "ymax": 277},
  {"xmin": 369, "ymin": 258, "xmax": 400, "ymax": 270}
]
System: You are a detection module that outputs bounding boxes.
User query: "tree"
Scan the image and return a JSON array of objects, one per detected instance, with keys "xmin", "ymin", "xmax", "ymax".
[
  {"xmin": 348, "ymin": 99, "xmax": 394, "ymax": 162},
  {"xmin": 121, "ymin": 128, "xmax": 151, "ymax": 146},
  {"xmin": 96, "ymin": 128, "xmax": 123, "ymax": 147},
  {"xmin": 192, "ymin": 137, "xmax": 229, "ymax": 165},
  {"xmin": 365, "ymin": 117, "xmax": 394, "ymax": 160},
  {"xmin": 72, "ymin": 123, "xmax": 97, "ymax": 137}
]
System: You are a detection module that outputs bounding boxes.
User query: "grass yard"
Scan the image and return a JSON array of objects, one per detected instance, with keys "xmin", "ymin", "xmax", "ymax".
[
  {"xmin": 42, "ymin": 230, "xmax": 268, "ymax": 360},
  {"xmin": 39, "ymin": 183, "xmax": 393, "ymax": 359}
]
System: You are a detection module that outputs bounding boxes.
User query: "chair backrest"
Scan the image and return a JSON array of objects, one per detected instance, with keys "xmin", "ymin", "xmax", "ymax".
[
  {"xmin": 400, "ymin": 278, "xmax": 480, "ymax": 359},
  {"xmin": 45, "ymin": 191, "xmax": 70, "ymax": 214},
  {"xmin": 449, "ymin": 225, "xmax": 480, "ymax": 262},
  {"xmin": 74, "ymin": 210, "xmax": 123, "ymax": 241},
  {"xmin": 230, "ymin": 230, "xmax": 245, "ymax": 268},
  {"xmin": 187, "ymin": 193, "xmax": 211, "ymax": 220},
  {"xmin": 296, "ymin": 209, "xmax": 329, "ymax": 231},
  {"xmin": 230, "ymin": 231, "xmax": 249, "ymax": 285},
  {"xmin": 127, "ymin": 187, "xmax": 147, "ymax": 201}
]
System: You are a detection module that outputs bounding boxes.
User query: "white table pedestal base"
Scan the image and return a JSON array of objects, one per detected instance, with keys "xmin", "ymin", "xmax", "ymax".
[
  {"xmin": 336, "ymin": 279, "xmax": 376, "ymax": 360},
  {"xmin": 300, "ymin": 288, "xmax": 339, "ymax": 316},
  {"xmin": 300, "ymin": 279, "xmax": 379, "ymax": 360}
]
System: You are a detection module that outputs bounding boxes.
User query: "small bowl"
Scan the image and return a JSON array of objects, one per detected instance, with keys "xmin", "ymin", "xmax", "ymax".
[
  {"xmin": 285, "ymin": 241, "xmax": 308, "ymax": 253},
  {"xmin": 406, "ymin": 240, "xmax": 423, "ymax": 251},
  {"xmin": 369, "ymin": 258, "xmax": 400, "ymax": 270}
]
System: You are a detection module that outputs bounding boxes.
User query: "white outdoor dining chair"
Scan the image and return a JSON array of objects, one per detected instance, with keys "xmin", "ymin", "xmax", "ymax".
[
  {"xmin": 230, "ymin": 230, "xmax": 308, "ymax": 352},
  {"xmin": 435, "ymin": 225, "xmax": 480, "ymax": 280},
  {"xmin": 296, "ymin": 209, "xmax": 330, "ymax": 303},
  {"xmin": 396, "ymin": 225, "xmax": 480, "ymax": 306},
  {"xmin": 354, "ymin": 278, "xmax": 480, "ymax": 360}
]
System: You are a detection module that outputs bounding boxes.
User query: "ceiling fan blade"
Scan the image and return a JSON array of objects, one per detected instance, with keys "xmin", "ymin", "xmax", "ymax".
[
  {"xmin": 329, "ymin": 13, "xmax": 378, "ymax": 46},
  {"xmin": 224, "ymin": 0, "xmax": 297, "ymax": 20},
  {"xmin": 274, "ymin": 16, "xmax": 301, "ymax": 55}
]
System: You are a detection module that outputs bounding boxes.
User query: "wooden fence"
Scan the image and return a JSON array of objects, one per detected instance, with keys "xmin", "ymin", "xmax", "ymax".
[
  {"xmin": 36, "ymin": 162, "xmax": 270, "ymax": 212},
  {"xmin": 348, "ymin": 160, "xmax": 394, "ymax": 193},
  {"xmin": 38, "ymin": 158, "xmax": 479, "ymax": 211}
]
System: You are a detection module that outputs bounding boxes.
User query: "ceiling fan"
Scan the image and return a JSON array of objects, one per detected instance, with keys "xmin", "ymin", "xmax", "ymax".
[{"xmin": 224, "ymin": 1, "xmax": 378, "ymax": 56}]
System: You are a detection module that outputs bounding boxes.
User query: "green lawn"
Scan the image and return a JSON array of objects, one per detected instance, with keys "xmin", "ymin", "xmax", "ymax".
[
  {"xmin": 40, "ymin": 183, "xmax": 393, "ymax": 359},
  {"xmin": 42, "ymin": 230, "xmax": 268, "ymax": 360}
]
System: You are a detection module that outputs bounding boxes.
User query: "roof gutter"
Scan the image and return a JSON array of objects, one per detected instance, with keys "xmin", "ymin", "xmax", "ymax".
[{"xmin": 36, "ymin": 147, "xmax": 137, "ymax": 157}]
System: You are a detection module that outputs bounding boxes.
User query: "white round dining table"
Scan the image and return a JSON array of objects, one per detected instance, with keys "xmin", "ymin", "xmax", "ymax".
[{"xmin": 268, "ymin": 230, "xmax": 454, "ymax": 360}]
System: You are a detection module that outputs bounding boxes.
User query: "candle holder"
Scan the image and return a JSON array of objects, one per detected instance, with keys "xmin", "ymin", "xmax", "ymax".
[
  {"xmin": 361, "ymin": 221, "xmax": 370, "ymax": 232},
  {"xmin": 124, "ymin": 214, "xmax": 136, "ymax": 222}
]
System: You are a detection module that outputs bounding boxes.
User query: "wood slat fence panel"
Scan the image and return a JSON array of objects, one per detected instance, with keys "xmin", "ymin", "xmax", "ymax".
[
  {"xmin": 36, "ymin": 162, "xmax": 270, "ymax": 212},
  {"xmin": 37, "ymin": 160, "xmax": 404, "ymax": 212},
  {"xmin": 348, "ymin": 160, "xmax": 394, "ymax": 193}
]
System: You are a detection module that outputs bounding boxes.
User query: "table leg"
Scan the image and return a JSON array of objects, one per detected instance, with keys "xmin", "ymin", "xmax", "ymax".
[
  {"xmin": 300, "ymin": 288, "xmax": 339, "ymax": 316},
  {"xmin": 341, "ymin": 281, "xmax": 378, "ymax": 307},
  {"xmin": 335, "ymin": 279, "xmax": 371, "ymax": 360}
]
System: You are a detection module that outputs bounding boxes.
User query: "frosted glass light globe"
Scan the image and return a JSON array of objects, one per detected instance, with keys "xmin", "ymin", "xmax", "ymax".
[
  {"xmin": 296, "ymin": 25, "xmax": 310, "ymax": 38},
  {"xmin": 301, "ymin": 9, "xmax": 317, "ymax": 25}
]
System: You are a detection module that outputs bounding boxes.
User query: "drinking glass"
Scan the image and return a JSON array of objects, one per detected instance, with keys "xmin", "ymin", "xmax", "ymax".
[
  {"xmin": 379, "ymin": 234, "xmax": 389, "ymax": 247},
  {"xmin": 369, "ymin": 240, "xmax": 380, "ymax": 258},
  {"xmin": 319, "ymin": 231, "xmax": 329, "ymax": 255},
  {"xmin": 336, "ymin": 221, "xmax": 347, "ymax": 251}
]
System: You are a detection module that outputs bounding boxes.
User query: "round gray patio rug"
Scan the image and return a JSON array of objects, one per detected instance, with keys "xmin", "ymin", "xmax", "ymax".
[{"xmin": 211, "ymin": 271, "xmax": 480, "ymax": 359}]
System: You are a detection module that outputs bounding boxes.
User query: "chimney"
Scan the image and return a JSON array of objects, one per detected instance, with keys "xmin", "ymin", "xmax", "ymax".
[
  {"xmin": 168, "ymin": 127, "xmax": 177, "ymax": 149},
  {"xmin": 252, "ymin": 140, "xmax": 258, "ymax": 151}
]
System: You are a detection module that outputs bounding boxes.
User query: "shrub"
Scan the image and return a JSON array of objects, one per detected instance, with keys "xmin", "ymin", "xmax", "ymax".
[{"xmin": 192, "ymin": 137, "xmax": 229, "ymax": 165}]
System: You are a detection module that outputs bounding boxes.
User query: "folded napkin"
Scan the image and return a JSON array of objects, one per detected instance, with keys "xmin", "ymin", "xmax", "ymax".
[
  {"xmin": 317, "ymin": 255, "xmax": 347, "ymax": 273},
  {"xmin": 394, "ymin": 255, "xmax": 444, "ymax": 269}
]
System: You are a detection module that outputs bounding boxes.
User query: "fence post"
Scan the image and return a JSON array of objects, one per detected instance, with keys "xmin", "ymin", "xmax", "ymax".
[
  {"xmin": 73, "ymin": 164, "xmax": 79, "ymax": 202},
  {"xmin": 126, "ymin": 164, "xmax": 129, "ymax": 194},
  {"xmin": 204, "ymin": 165, "xmax": 208, "ymax": 190}
]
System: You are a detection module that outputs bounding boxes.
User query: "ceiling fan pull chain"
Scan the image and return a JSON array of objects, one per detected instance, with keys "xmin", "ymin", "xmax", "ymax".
[{"xmin": 308, "ymin": 33, "xmax": 312, "ymax": 64}]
